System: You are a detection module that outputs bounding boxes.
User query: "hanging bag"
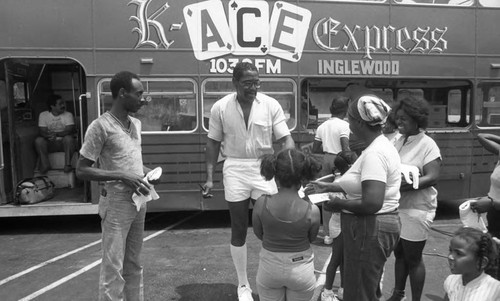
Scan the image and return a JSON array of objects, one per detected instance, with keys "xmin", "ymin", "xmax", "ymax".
[{"xmin": 15, "ymin": 176, "xmax": 55, "ymax": 205}]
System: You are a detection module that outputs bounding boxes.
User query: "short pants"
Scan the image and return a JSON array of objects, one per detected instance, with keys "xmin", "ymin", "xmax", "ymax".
[{"xmin": 223, "ymin": 158, "xmax": 278, "ymax": 202}]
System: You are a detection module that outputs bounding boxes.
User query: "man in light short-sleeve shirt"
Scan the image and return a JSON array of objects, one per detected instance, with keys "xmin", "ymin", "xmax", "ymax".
[
  {"xmin": 76, "ymin": 71, "xmax": 159, "ymax": 301},
  {"xmin": 34, "ymin": 94, "xmax": 76, "ymax": 173},
  {"xmin": 202, "ymin": 62, "xmax": 295, "ymax": 301}
]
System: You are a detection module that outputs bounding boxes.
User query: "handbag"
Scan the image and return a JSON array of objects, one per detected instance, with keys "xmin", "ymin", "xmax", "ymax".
[{"xmin": 15, "ymin": 176, "xmax": 55, "ymax": 205}]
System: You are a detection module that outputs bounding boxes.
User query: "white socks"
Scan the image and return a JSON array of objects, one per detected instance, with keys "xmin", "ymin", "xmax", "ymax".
[{"xmin": 230, "ymin": 244, "xmax": 249, "ymax": 287}]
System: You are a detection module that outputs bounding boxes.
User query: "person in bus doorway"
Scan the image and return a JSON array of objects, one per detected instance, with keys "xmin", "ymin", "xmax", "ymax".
[
  {"xmin": 306, "ymin": 85, "xmax": 401, "ymax": 301},
  {"xmin": 202, "ymin": 62, "xmax": 295, "ymax": 301},
  {"xmin": 312, "ymin": 95, "xmax": 350, "ymax": 245},
  {"xmin": 76, "ymin": 71, "xmax": 160, "ymax": 301},
  {"xmin": 252, "ymin": 148, "xmax": 321, "ymax": 301},
  {"xmin": 34, "ymin": 94, "xmax": 76, "ymax": 174},
  {"xmin": 387, "ymin": 97, "xmax": 442, "ymax": 301}
]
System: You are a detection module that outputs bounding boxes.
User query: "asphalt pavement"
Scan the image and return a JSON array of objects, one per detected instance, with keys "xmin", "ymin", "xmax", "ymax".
[{"xmin": 0, "ymin": 208, "xmax": 462, "ymax": 301}]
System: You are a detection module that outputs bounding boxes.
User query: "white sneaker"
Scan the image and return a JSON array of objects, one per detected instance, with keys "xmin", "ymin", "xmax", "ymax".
[
  {"xmin": 324, "ymin": 235, "xmax": 334, "ymax": 245},
  {"xmin": 237, "ymin": 285, "xmax": 254, "ymax": 301},
  {"xmin": 321, "ymin": 290, "xmax": 339, "ymax": 301},
  {"xmin": 337, "ymin": 287, "xmax": 344, "ymax": 300}
]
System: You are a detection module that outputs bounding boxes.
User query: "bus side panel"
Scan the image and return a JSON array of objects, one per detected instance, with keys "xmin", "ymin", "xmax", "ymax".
[
  {"xmin": 143, "ymin": 133, "xmax": 227, "ymax": 211},
  {"xmin": 1, "ymin": 0, "xmax": 93, "ymax": 49},
  {"xmin": 391, "ymin": 5, "xmax": 476, "ymax": 55},
  {"xmin": 430, "ymin": 132, "xmax": 472, "ymax": 205},
  {"xmin": 93, "ymin": 52, "xmax": 201, "ymax": 78},
  {"xmin": 477, "ymin": 8, "xmax": 500, "ymax": 56},
  {"xmin": 142, "ymin": 133, "xmax": 205, "ymax": 211}
]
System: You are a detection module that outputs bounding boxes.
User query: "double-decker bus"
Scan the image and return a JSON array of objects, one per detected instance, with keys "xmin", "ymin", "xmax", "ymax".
[{"xmin": 0, "ymin": 0, "xmax": 499, "ymax": 216}]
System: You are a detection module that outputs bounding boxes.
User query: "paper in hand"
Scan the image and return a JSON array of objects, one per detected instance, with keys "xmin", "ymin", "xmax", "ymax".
[{"xmin": 132, "ymin": 167, "xmax": 162, "ymax": 211}]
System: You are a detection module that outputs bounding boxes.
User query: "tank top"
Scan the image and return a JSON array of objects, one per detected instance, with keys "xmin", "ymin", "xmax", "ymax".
[{"xmin": 260, "ymin": 195, "xmax": 312, "ymax": 253}]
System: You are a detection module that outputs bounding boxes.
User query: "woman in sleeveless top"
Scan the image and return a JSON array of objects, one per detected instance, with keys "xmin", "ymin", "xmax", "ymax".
[
  {"xmin": 470, "ymin": 133, "xmax": 500, "ymax": 279},
  {"xmin": 252, "ymin": 148, "xmax": 322, "ymax": 301}
]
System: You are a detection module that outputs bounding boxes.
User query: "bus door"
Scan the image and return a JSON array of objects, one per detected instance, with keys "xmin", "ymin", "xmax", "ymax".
[{"xmin": 0, "ymin": 58, "xmax": 89, "ymax": 210}]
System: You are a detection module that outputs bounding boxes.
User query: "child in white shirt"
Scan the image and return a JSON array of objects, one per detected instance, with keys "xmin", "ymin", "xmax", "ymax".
[{"xmin": 444, "ymin": 227, "xmax": 500, "ymax": 301}]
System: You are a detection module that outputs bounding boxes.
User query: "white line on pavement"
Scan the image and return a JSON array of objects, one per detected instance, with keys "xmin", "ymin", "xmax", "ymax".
[
  {"xmin": 0, "ymin": 212, "xmax": 182, "ymax": 287},
  {"xmin": 0, "ymin": 240, "xmax": 101, "ymax": 286},
  {"xmin": 16, "ymin": 212, "xmax": 201, "ymax": 301}
]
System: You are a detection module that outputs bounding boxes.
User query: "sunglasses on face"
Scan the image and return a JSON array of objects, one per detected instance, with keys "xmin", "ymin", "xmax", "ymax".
[{"xmin": 239, "ymin": 80, "xmax": 261, "ymax": 89}]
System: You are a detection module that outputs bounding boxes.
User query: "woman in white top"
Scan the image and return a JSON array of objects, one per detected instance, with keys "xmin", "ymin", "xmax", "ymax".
[
  {"xmin": 308, "ymin": 85, "xmax": 402, "ymax": 301},
  {"xmin": 387, "ymin": 97, "xmax": 442, "ymax": 301}
]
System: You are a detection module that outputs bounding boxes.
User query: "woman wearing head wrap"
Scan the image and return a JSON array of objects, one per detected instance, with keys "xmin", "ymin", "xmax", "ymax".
[{"xmin": 308, "ymin": 86, "xmax": 402, "ymax": 301}]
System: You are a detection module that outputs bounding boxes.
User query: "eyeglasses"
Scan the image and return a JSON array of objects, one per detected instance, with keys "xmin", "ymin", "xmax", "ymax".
[
  {"xmin": 239, "ymin": 80, "xmax": 261, "ymax": 89},
  {"xmin": 141, "ymin": 95, "xmax": 152, "ymax": 103}
]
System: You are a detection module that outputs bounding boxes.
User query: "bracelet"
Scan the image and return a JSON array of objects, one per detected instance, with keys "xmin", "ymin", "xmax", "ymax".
[{"xmin": 489, "ymin": 196, "xmax": 497, "ymax": 210}]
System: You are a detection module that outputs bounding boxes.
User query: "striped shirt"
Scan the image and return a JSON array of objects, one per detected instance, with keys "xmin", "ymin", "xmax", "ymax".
[{"xmin": 444, "ymin": 272, "xmax": 500, "ymax": 301}]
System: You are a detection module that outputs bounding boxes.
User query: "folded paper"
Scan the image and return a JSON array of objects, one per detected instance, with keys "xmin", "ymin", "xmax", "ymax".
[
  {"xmin": 401, "ymin": 164, "xmax": 420, "ymax": 189},
  {"xmin": 132, "ymin": 167, "xmax": 162, "ymax": 211}
]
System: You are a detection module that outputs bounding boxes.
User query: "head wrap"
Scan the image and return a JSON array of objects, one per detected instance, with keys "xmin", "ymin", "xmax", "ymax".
[
  {"xmin": 356, "ymin": 95, "xmax": 391, "ymax": 126},
  {"xmin": 346, "ymin": 85, "xmax": 391, "ymax": 126}
]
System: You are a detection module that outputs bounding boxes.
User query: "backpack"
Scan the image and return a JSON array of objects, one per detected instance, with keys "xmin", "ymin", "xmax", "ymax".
[{"xmin": 15, "ymin": 176, "xmax": 55, "ymax": 205}]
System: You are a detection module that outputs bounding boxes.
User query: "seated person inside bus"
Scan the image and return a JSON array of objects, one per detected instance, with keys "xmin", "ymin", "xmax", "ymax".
[{"xmin": 34, "ymin": 94, "xmax": 76, "ymax": 174}]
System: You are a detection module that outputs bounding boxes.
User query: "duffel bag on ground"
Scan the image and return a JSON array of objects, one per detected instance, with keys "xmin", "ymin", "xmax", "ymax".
[{"xmin": 15, "ymin": 176, "xmax": 55, "ymax": 205}]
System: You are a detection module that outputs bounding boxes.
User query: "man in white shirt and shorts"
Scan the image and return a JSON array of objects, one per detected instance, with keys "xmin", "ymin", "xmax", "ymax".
[{"xmin": 202, "ymin": 62, "xmax": 295, "ymax": 301}]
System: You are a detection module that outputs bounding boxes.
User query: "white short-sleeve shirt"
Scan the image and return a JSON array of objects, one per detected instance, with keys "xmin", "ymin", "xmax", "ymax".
[
  {"xmin": 314, "ymin": 117, "xmax": 350, "ymax": 154},
  {"xmin": 394, "ymin": 131, "xmax": 441, "ymax": 211},
  {"xmin": 38, "ymin": 111, "xmax": 74, "ymax": 133},
  {"xmin": 208, "ymin": 92, "xmax": 290, "ymax": 159},
  {"xmin": 337, "ymin": 135, "xmax": 401, "ymax": 214},
  {"xmin": 444, "ymin": 273, "xmax": 500, "ymax": 301}
]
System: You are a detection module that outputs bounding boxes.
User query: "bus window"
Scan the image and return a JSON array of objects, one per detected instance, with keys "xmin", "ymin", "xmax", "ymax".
[
  {"xmin": 397, "ymin": 89, "xmax": 423, "ymax": 100},
  {"xmin": 312, "ymin": 0, "xmax": 386, "ymax": 2},
  {"xmin": 479, "ymin": 0, "xmax": 500, "ymax": 7},
  {"xmin": 373, "ymin": 89, "xmax": 395, "ymax": 105},
  {"xmin": 477, "ymin": 82, "xmax": 500, "ymax": 127},
  {"xmin": 393, "ymin": 0, "xmax": 474, "ymax": 6},
  {"xmin": 99, "ymin": 79, "xmax": 197, "ymax": 133},
  {"xmin": 303, "ymin": 79, "xmax": 471, "ymax": 131},
  {"xmin": 202, "ymin": 79, "xmax": 296, "ymax": 131},
  {"xmin": 13, "ymin": 81, "xmax": 33, "ymax": 122},
  {"xmin": 13, "ymin": 82, "xmax": 28, "ymax": 107},
  {"xmin": 447, "ymin": 89, "xmax": 470, "ymax": 124}
]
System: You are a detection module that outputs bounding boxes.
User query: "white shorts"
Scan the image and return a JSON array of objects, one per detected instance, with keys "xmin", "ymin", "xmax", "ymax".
[
  {"xmin": 223, "ymin": 158, "xmax": 278, "ymax": 202},
  {"xmin": 399, "ymin": 208, "xmax": 436, "ymax": 241}
]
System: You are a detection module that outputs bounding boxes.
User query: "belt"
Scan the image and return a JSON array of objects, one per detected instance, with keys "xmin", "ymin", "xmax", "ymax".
[{"xmin": 376, "ymin": 209, "xmax": 399, "ymax": 215}]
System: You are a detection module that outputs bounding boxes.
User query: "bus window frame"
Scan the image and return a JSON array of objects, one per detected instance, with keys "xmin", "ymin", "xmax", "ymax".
[
  {"xmin": 476, "ymin": 81, "xmax": 500, "ymax": 128},
  {"xmin": 201, "ymin": 78, "xmax": 297, "ymax": 132},
  {"xmin": 97, "ymin": 77, "xmax": 198, "ymax": 134},
  {"xmin": 392, "ymin": 0, "xmax": 474, "ymax": 7},
  {"xmin": 301, "ymin": 78, "xmax": 473, "ymax": 132}
]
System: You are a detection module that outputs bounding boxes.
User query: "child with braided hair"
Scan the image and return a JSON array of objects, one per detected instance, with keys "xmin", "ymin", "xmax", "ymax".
[
  {"xmin": 444, "ymin": 227, "xmax": 500, "ymax": 301},
  {"xmin": 252, "ymin": 148, "xmax": 322, "ymax": 301}
]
